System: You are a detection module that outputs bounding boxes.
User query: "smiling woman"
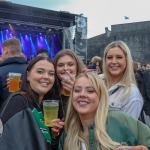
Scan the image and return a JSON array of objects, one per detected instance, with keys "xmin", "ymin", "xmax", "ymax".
[
  {"xmin": 0, "ymin": 56, "xmax": 64, "ymax": 150},
  {"xmin": 103, "ymin": 41, "xmax": 143, "ymax": 119},
  {"xmin": 58, "ymin": 72, "xmax": 150, "ymax": 150}
]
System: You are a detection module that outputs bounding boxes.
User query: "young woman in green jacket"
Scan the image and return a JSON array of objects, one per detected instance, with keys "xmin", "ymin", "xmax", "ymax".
[{"xmin": 58, "ymin": 73, "xmax": 150, "ymax": 150}]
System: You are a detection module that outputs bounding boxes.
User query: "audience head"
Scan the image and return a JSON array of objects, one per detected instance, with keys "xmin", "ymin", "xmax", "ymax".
[
  {"xmin": 64, "ymin": 72, "xmax": 118, "ymax": 150},
  {"xmin": 96, "ymin": 59, "xmax": 103, "ymax": 74},
  {"xmin": 21, "ymin": 56, "xmax": 56, "ymax": 105},
  {"xmin": 53, "ymin": 49, "xmax": 84, "ymax": 81},
  {"xmin": 37, "ymin": 48, "xmax": 49, "ymax": 58},
  {"xmin": 2, "ymin": 38, "xmax": 21, "ymax": 60},
  {"xmin": 103, "ymin": 40, "xmax": 136, "ymax": 86}
]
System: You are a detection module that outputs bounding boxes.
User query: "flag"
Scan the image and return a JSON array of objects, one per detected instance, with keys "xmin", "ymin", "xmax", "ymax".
[{"xmin": 124, "ymin": 16, "xmax": 129, "ymax": 20}]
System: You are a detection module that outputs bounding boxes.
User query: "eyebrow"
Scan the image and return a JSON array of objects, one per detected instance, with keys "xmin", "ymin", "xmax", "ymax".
[{"xmin": 36, "ymin": 68, "xmax": 55, "ymax": 72}]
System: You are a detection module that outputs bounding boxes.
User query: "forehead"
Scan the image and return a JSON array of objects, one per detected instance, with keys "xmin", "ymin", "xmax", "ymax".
[
  {"xmin": 107, "ymin": 47, "xmax": 125, "ymax": 55},
  {"xmin": 75, "ymin": 76, "xmax": 93, "ymax": 86},
  {"xmin": 57, "ymin": 55, "xmax": 76, "ymax": 63},
  {"xmin": 32, "ymin": 60, "xmax": 54, "ymax": 69}
]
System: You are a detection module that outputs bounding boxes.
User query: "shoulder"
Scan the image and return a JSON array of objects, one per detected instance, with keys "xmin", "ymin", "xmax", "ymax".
[{"xmin": 0, "ymin": 93, "xmax": 29, "ymax": 123}]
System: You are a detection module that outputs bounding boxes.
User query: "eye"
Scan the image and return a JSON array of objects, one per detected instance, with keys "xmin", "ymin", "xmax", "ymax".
[
  {"xmin": 107, "ymin": 56, "xmax": 112, "ymax": 60},
  {"xmin": 37, "ymin": 70, "xmax": 44, "ymax": 74},
  {"xmin": 48, "ymin": 72, "xmax": 55, "ymax": 76},
  {"xmin": 68, "ymin": 63, "xmax": 74, "ymax": 67},
  {"xmin": 57, "ymin": 64, "xmax": 64, "ymax": 67},
  {"xmin": 117, "ymin": 56, "xmax": 123, "ymax": 59},
  {"xmin": 74, "ymin": 88, "xmax": 81, "ymax": 93}
]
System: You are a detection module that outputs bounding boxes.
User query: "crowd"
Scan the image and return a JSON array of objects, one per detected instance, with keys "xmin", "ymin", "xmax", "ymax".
[{"xmin": 0, "ymin": 38, "xmax": 150, "ymax": 150}]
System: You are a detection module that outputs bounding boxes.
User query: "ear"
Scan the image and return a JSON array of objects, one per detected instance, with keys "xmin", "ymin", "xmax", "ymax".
[{"xmin": 27, "ymin": 71, "xmax": 30, "ymax": 81}]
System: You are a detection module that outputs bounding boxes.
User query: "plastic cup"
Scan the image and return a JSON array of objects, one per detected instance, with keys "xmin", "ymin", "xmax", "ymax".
[
  {"xmin": 43, "ymin": 100, "xmax": 59, "ymax": 127},
  {"xmin": 61, "ymin": 74, "xmax": 75, "ymax": 96},
  {"xmin": 9, "ymin": 72, "xmax": 22, "ymax": 92}
]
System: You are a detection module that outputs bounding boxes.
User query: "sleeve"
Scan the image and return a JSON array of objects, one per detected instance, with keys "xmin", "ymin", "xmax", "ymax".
[
  {"xmin": 141, "ymin": 72, "xmax": 150, "ymax": 115},
  {"xmin": 57, "ymin": 132, "xmax": 66, "ymax": 150},
  {"xmin": 122, "ymin": 88, "xmax": 143, "ymax": 119},
  {"xmin": 137, "ymin": 120, "xmax": 150, "ymax": 146}
]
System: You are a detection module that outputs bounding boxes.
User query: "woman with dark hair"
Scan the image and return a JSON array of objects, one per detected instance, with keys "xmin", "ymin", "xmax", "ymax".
[{"xmin": 0, "ymin": 56, "xmax": 64, "ymax": 150}]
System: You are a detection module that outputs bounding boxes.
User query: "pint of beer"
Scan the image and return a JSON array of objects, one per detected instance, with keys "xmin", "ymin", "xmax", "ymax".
[
  {"xmin": 43, "ymin": 100, "xmax": 59, "ymax": 127},
  {"xmin": 9, "ymin": 72, "xmax": 22, "ymax": 92}
]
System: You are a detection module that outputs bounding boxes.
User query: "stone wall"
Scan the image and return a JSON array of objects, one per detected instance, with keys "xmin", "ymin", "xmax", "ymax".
[{"xmin": 87, "ymin": 21, "xmax": 150, "ymax": 64}]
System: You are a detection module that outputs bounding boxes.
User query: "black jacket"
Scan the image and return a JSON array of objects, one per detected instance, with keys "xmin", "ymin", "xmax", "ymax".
[
  {"xmin": 141, "ymin": 70, "xmax": 150, "ymax": 115},
  {"xmin": 0, "ymin": 93, "xmax": 52, "ymax": 150},
  {"xmin": 0, "ymin": 57, "xmax": 28, "ymax": 108}
]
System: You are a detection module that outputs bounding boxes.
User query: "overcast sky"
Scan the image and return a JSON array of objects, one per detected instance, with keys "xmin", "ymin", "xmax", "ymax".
[{"xmin": 7, "ymin": 0, "xmax": 150, "ymax": 38}]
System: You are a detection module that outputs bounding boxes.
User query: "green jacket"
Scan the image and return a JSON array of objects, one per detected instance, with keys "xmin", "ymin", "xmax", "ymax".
[{"xmin": 58, "ymin": 111, "xmax": 150, "ymax": 150}]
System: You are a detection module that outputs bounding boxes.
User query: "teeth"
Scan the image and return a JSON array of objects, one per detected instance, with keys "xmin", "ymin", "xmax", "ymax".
[
  {"xmin": 79, "ymin": 101, "xmax": 88, "ymax": 104},
  {"xmin": 41, "ymin": 83, "xmax": 48, "ymax": 86}
]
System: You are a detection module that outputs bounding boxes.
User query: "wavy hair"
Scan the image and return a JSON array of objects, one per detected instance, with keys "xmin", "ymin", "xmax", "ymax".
[{"xmin": 64, "ymin": 73, "xmax": 119, "ymax": 150}]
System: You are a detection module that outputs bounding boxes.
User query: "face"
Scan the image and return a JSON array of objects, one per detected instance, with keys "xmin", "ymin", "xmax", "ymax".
[
  {"xmin": 56, "ymin": 55, "xmax": 77, "ymax": 80},
  {"xmin": 27, "ymin": 60, "xmax": 55, "ymax": 100},
  {"xmin": 96, "ymin": 61, "xmax": 101, "ymax": 74},
  {"xmin": 72, "ymin": 77, "xmax": 99, "ymax": 118},
  {"xmin": 105, "ymin": 47, "xmax": 126, "ymax": 80}
]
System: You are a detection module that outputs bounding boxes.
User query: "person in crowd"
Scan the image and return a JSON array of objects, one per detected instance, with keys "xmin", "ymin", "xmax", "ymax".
[
  {"xmin": 88, "ymin": 56, "xmax": 101, "ymax": 69},
  {"xmin": 146, "ymin": 63, "xmax": 150, "ymax": 70},
  {"xmin": 103, "ymin": 41, "xmax": 143, "ymax": 119},
  {"xmin": 37, "ymin": 48, "xmax": 49, "ymax": 58},
  {"xmin": 141, "ymin": 69, "xmax": 150, "ymax": 126},
  {"xmin": 0, "ymin": 38, "xmax": 28, "ymax": 108},
  {"xmin": 133, "ymin": 61, "xmax": 143, "ymax": 92},
  {"xmin": 58, "ymin": 73, "xmax": 150, "ymax": 150},
  {"xmin": 96, "ymin": 59, "xmax": 103, "ymax": 75},
  {"xmin": 53, "ymin": 49, "xmax": 85, "ymax": 119},
  {"xmin": 0, "ymin": 56, "xmax": 64, "ymax": 150},
  {"xmin": 0, "ymin": 55, "xmax": 3, "ymax": 62}
]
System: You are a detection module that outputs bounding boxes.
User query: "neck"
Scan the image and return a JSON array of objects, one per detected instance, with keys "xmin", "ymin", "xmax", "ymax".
[{"xmin": 79, "ymin": 115, "xmax": 94, "ymax": 135}]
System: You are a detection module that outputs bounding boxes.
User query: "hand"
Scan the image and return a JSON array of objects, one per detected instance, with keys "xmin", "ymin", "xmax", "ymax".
[
  {"xmin": 61, "ymin": 72, "xmax": 75, "ymax": 92},
  {"xmin": 117, "ymin": 145, "xmax": 148, "ymax": 150},
  {"xmin": 51, "ymin": 119, "xmax": 64, "ymax": 138}
]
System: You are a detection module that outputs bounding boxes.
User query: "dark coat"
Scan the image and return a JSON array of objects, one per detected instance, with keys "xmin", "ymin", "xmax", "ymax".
[
  {"xmin": 0, "ymin": 57, "xmax": 28, "ymax": 108},
  {"xmin": 141, "ymin": 70, "xmax": 150, "ymax": 115},
  {"xmin": 0, "ymin": 93, "xmax": 52, "ymax": 150}
]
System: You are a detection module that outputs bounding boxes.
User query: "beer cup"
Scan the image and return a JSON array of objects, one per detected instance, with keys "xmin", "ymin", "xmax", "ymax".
[
  {"xmin": 43, "ymin": 100, "xmax": 59, "ymax": 127},
  {"xmin": 9, "ymin": 72, "xmax": 22, "ymax": 92},
  {"xmin": 61, "ymin": 74, "xmax": 75, "ymax": 96}
]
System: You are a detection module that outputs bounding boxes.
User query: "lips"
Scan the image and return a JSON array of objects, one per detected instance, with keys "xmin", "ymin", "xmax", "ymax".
[{"xmin": 40, "ymin": 82, "xmax": 49, "ymax": 87}]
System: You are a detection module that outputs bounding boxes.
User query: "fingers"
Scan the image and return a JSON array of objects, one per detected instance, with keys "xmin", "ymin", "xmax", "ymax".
[
  {"xmin": 51, "ymin": 119, "xmax": 65, "ymax": 138},
  {"xmin": 117, "ymin": 146, "xmax": 148, "ymax": 150}
]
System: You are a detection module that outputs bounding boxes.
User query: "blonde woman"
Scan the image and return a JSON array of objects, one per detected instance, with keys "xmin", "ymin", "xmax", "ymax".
[
  {"xmin": 58, "ymin": 73, "xmax": 150, "ymax": 150},
  {"xmin": 103, "ymin": 41, "xmax": 143, "ymax": 119}
]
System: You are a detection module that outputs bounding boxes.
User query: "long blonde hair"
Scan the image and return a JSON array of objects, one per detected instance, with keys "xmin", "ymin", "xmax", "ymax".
[
  {"xmin": 64, "ymin": 73, "xmax": 119, "ymax": 150},
  {"xmin": 103, "ymin": 41, "xmax": 136, "ymax": 92}
]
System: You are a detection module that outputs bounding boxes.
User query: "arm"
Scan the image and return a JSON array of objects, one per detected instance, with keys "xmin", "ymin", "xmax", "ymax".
[
  {"xmin": 122, "ymin": 88, "xmax": 143, "ymax": 119},
  {"xmin": 141, "ymin": 71, "xmax": 150, "ymax": 116}
]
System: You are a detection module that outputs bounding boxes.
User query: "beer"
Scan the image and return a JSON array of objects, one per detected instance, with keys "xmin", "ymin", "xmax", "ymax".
[
  {"xmin": 9, "ymin": 73, "xmax": 22, "ymax": 92},
  {"xmin": 63, "ymin": 89, "xmax": 70, "ymax": 96},
  {"xmin": 43, "ymin": 100, "xmax": 59, "ymax": 127}
]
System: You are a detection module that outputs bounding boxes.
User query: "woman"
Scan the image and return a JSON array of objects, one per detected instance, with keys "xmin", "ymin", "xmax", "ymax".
[
  {"xmin": 53, "ymin": 49, "xmax": 84, "ymax": 119},
  {"xmin": 96, "ymin": 59, "xmax": 103, "ymax": 75},
  {"xmin": 0, "ymin": 56, "xmax": 64, "ymax": 150},
  {"xmin": 103, "ymin": 41, "xmax": 143, "ymax": 119},
  {"xmin": 58, "ymin": 73, "xmax": 150, "ymax": 150}
]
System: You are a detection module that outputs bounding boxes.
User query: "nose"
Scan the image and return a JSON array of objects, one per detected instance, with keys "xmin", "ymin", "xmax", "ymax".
[
  {"xmin": 79, "ymin": 90, "xmax": 86, "ymax": 97},
  {"xmin": 112, "ymin": 57, "xmax": 117, "ymax": 63},
  {"xmin": 64, "ymin": 64, "xmax": 69, "ymax": 71},
  {"xmin": 43, "ymin": 73, "xmax": 49, "ymax": 79}
]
